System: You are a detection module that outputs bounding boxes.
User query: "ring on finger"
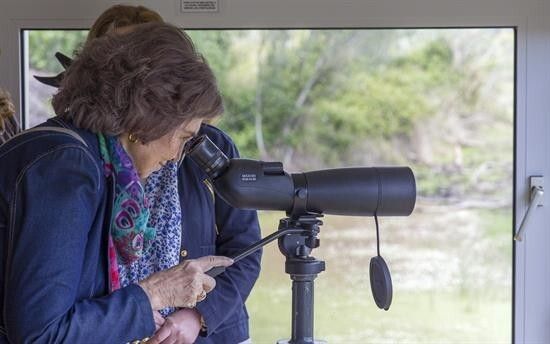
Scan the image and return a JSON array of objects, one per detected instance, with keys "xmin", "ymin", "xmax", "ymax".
[
  {"xmin": 185, "ymin": 301, "xmax": 196, "ymax": 308},
  {"xmin": 197, "ymin": 290, "xmax": 207, "ymax": 302}
]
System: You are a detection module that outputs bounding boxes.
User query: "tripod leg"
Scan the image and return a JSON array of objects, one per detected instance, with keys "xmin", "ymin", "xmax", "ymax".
[{"xmin": 291, "ymin": 278, "xmax": 315, "ymax": 344}]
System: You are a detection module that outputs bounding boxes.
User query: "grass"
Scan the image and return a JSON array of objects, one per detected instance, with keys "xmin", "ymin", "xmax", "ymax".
[
  {"xmin": 247, "ymin": 277, "xmax": 511, "ymax": 343},
  {"xmin": 246, "ymin": 208, "xmax": 512, "ymax": 343}
]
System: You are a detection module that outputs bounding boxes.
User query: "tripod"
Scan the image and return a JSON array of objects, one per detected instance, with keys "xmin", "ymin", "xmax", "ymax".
[
  {"xmin": 276, "ymin": 215, "xmax": 327, "ymax": 344},
  {"xmin": 218, "ymin": 213, "xmax": 326, "ymax": 343},
  {"xmin": 190, "ymin": 133, "xmax": 410, "ymax": 342},
  {"xmin": 210, "ymin": 211, "xmax": 392, "ymax": 343}
]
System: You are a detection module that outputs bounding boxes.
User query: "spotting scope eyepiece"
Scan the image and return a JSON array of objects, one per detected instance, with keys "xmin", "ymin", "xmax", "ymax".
[
  {"xmin": 186, "ymin": 135, "xmax": 230, "ymax": 179},
  {"xmin": 186, "ymin": 135, "xmax": 416, "ymax": 217}
]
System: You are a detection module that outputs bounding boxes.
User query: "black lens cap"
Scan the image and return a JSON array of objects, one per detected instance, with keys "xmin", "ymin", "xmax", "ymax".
[{"xmin": 369, "ymin": 255, "xmax": 393, "ymax": 311}]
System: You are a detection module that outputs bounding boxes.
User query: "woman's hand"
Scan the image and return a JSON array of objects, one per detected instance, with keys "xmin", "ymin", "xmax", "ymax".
[
  {"xmin": 138, "ymin": 255, "xmax": 233, "ymax": 311},
  {"xmin": 153, "ymin": 311, "xmax": 165, "ymax": 331},
  {"xmin": 148, "ymin": 308, "xmax": 202, "ymax": 344}
]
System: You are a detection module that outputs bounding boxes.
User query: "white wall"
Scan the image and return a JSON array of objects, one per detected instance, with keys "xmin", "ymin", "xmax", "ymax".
[{"xmin": 1, "ymin": 0, "xmax": 549, "ymax": 342}]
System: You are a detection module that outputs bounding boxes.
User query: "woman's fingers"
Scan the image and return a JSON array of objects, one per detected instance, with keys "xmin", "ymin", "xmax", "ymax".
[
  {"xmin": 194, "ymin": 255, "xmax": 233, "ymax": 272},
  {"xmin": 153, "ymin": 311, "xmax": 165, "ymax": 330},
  {"xmin": 202, "ymin": 274, "xmax": 216, "ymax": 293},
  {"xmin": 147, "ymin": 324, "xmax": 171, "ymax": 344},
  {"xmin": 139, "ymin": 255, "xmax": 233, "ymax": 311},
  {"xmin": 159, "ymin": 336, "xmax": 177, "ymax": 344}
]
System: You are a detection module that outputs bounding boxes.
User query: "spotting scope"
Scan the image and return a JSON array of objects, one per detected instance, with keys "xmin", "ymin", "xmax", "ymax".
[{"xmin": 186, "ymin": 135, "xmax": 416, "ymax": 217}]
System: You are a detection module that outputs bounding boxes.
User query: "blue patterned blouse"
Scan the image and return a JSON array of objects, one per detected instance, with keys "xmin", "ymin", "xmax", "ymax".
[{"xmin": 117, "ymin": 161, "xmax": 182, "ymax": 316}]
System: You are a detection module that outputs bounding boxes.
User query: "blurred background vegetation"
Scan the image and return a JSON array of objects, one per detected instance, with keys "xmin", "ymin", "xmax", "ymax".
[{"xmin": 26, "ymin": 28, "xmax": 514, "ymax": 343}]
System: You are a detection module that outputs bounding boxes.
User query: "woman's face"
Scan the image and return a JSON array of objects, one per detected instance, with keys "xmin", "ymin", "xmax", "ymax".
[{"xmin": 121, "ymin": 117, "xmax": 204, "ymax": 180}]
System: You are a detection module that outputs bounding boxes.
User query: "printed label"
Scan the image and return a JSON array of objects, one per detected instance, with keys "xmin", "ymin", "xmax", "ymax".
[
  {"xmin": 241, "ymin": 174, "xmax": 257, "ymax": 182},
  {"xmin": 181, "ymin": 0, "xmax": 219, "ymax": 13}
]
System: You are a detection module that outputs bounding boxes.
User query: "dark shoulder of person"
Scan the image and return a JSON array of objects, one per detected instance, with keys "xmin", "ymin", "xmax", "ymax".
[{"xmin": 198, "ymin": 123, "xmax": 238, "ymax": 156}]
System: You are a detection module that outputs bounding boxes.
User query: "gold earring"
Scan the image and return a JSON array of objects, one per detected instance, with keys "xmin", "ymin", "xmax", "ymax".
[{"xmin": 128, "ymin": 133, "xmax": 139, "ymax": 143}]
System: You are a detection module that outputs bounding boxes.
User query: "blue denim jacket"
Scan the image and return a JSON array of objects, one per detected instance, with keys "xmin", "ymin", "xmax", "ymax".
[{"xmin": 0, "ymin": 118, "xmax": 262, "ymax": 343}]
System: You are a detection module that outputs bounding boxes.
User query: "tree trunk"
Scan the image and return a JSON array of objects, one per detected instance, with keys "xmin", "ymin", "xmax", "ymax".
[{"xmin": 254, "ymin": 33, "xmax": 269, "ymax": 160}]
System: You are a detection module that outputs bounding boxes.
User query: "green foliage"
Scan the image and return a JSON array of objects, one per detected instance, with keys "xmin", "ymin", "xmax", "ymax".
[
  {"xmin": 28, "ymin": 30, "xmax": 87, "ymax": 72},
  {"xmin": 27, "ymin": 30, "xmax": 472, "ymax": 169},
  {"xmin": 28, "ymin": 28, "xmax": 513, "ymax": 199},
  {"xmin": 188, "ymin": 30, "xmax": 462, "ymax": 168}
]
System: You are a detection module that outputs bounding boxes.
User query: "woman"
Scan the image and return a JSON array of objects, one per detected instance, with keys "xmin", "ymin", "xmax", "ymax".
[
  {"xmin": 0, "ymin": 88, "xmax": 21, "ymax": 144},
  {"xmin": 89, "ymin": 6, "xmax": 261, "ymax": 344},
  {"xmin": 87, "ymin": 4, "xmax": 163, "ymax": 39},
  {"xmin": 0, "ymin": 22, "xmax": 260, "ymax": 343},
  {"xmin": 36, "ymin": 5, "xmax": 262, "ymax": 344}
]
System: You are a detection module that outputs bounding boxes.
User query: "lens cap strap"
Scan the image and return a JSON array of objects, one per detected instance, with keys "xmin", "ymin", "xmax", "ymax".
[{"xmin": 369, "ymin": 213, "xmax": 393, "ymax": 311}]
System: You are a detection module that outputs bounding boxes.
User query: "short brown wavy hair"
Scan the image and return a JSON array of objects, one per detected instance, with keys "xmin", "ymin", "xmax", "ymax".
[{"xmin": 52, "ymin": 22, "xmax": 223, "ymax": 143}]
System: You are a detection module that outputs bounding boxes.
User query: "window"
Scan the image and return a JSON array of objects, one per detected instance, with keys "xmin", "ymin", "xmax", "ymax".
[{"xmin": 23, "ymin": 28, "xmax": 514, "ymax": 343}]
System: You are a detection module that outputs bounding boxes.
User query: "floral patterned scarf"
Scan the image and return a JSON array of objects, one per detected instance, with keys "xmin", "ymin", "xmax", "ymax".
[{"xmin": 98, "ymin": 134, "xmax": 156, "ymax": 291}]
